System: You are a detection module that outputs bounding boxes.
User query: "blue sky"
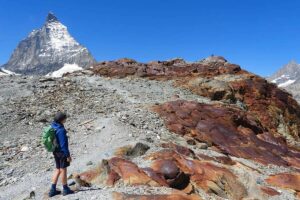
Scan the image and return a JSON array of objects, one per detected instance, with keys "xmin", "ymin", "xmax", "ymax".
[{"xmin": 1, "ymin": 0, "xmax": 300, "ymax": 76}]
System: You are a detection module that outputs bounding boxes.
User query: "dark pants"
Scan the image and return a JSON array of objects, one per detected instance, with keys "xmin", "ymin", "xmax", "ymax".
[{"xmin": 53, "ymin": 152, "xmax": 70, "ymax": 169}]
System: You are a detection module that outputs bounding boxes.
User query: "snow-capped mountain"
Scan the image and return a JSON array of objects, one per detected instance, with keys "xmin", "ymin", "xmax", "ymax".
[
  {"xmin": 269, "ymin": 60, "xmax": 300, "ymax": 102},
  {"xmin": 271, "ymin": 74, "xmax": 296, "ymax": 88},
  {"xmin": 1, "ymin": 12, "xmax": 95, "ymax": 75},
  {"xmin": 269, "ymin": 60, "xmax": 300, "ymax": 88}
]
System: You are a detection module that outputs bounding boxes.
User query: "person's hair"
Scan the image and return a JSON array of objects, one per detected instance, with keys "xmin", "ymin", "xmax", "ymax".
[{"xmin": 54, "ymin": 112, "xmax": 67, "ymax": 123}]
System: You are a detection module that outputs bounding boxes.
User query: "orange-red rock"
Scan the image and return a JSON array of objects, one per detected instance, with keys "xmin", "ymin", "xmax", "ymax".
[
  {"xmin": 177, "ymin": 74, "xmax": 300, "ymax": 146},
  {"xmin": 72, "ymin": 160, "xmax": 120, "ymax": 187},
  {"xmin": 197, "ymin": 153, "xmax": 236, "ymax": 165},
  {"xmin": 174, "ymin": 154, "xmax": 246, "ymax": 200},
  {"xmin": 151, "ymin": 159, "xmax": 190, "ymax": 190},
  {"xmin": 266, "ymin": 173, "xmax": 300, "ymax": 191},
  {"xmin": 161, "ymin": 143, "xmax": 194, "ymax": 157},
  {"xmin": 142, "ymin": 167, "xmax": 169, "ymax": 187},
  {"xmin": 297, "ymin": 192, "xmax": 300, "ymax": 199},
  {"xmin": 154, "ymin": 100, "xmax": 300, "ymax": 167},
  {"xmin": 108, "ymin": 157, "xmax": 160, "ymax": 186},
  {"xmin": 107, "ymin": 168, "xmax": 121, "ymax": 186},
  {"xmin": 73, "ymin": 169, "xmax": 100, "ymax": 184},
  {"xmin": 260, "ymin": 186, "xmax": 280, "ymax": 196},
  {"xmin": 147, "ymin": 150, "xmax": 246, "ymax": 200}
]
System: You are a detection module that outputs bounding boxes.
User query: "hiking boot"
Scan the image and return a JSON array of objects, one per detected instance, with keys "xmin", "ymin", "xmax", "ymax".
[
  {"xmin": 48, "ymin": 189, "xmax": 61, "ymax": 197},
  {"xmin": 62, "ymin": 187, "xmax": 74, "ymax": 196}
]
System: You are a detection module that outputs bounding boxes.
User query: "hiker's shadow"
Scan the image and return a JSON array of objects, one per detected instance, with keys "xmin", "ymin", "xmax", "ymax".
[{"xmin": 75, "ymin": 187, "xmax": 102, "ymax": 192}]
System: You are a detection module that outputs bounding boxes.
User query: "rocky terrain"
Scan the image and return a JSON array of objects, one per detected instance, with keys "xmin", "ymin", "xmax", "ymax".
[
  {"xmin": 1, "ymin": 13, "xmax": 95, "ymax": 75},
  {"xmin": 0, "ymin": 56, "xmax": 300, "ymax": 200}
]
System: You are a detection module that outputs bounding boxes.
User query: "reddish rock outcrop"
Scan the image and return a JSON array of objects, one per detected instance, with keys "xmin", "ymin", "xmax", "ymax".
[
  {"xmin": 73, "ymin": 144, "xmax": 247, "ymax": 199},
  {"xmin": 92, "ymin": 57, "xmax": 241, "ymax": 79},
  {"xmin": 177, "ymin": 74, "xmax": 300, "ymax": 146},
  {"xmin": 148, "ymin": 150, "xmax": 247, "ymax": 200},
  {"xmin": 153, "ymin": 100, "xmax": 300, "ymax": 167},
  {"xmin": 71, "ymin": 160, "xmax": 121, "ymax": 187},
  {"xmin": 92, "ymin": 57, "xmax": 300, "ymax": 148},
  {"xmin": 266, "ymin": 173, "xmax": 300, "ymax": 192}
]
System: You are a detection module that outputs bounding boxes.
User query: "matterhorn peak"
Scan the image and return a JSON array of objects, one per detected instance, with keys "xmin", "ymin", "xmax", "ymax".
[
  {"xmin": 46, "ymin": 12, "xmax": 58, "ymax": 23},
  {"xmin": 1, "ymin": 13, "xmax": 95, "ymax": 75}
]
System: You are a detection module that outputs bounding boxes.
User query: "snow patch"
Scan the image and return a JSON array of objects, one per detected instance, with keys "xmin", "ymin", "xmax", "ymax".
[
  {"xmin": 2, "ymin": 68, "xmax": 17, "ymax": 75},
  {"xmin": 0, "ymin": 72, "xmax": 7, "ymax": 76},
  {"xmin": 271, "ymin": 74, "xmax": 290, "ymax": 83},
  {"xmin": 278, "ymin": 79, "xmax": 296, "ymax": 87},
  {"xmin": 47, "ymin": 63, "xmax": 82, "ymax": 78},
  {"xmin": 0, "ymin": 68, "xmax": 18, "ymax": 76}
]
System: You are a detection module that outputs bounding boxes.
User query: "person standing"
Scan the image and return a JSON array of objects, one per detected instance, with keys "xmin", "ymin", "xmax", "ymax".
[{"xmin": 48, "ymin": 112, "xmax": 74, "ymax": 197}]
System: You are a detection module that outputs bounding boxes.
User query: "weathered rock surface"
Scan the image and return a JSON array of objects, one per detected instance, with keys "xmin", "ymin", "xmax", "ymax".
[
  {"xmin": 266, "ymin": 173, "xmax": 300, "ymax": 192},
  {"xmin": 74, "ymin": 144, "xmax": 247, "ymax": 199},
  {"xmin": 149, "ymin": 150, "xmax": 247, "ymax": 199},
  {"xmin": 92, "ymin": 57, "xmax": 241, "ymax": 79},
  {"xmin": 92, "ymin": 57, "xmax": 300, "ymax": 149},
  {"xmin": 109, "ymin": 157, "xmax": 160, "ymax": 186},
  {"xmin": 153, "ymin": 100, "xmax": 300, "ymax": 168}
]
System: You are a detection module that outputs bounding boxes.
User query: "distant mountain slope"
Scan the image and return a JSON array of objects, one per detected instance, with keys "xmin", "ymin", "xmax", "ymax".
[
  {"xmin": 269, "ymin": 60, "xmax": 300, "ymax": 102},
  {"xmin": 1, "ymin": 12, "xmax": 95, "ymax": 75}
]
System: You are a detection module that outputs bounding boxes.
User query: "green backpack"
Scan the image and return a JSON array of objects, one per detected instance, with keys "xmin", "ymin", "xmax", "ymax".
[{"xmin": 42, "ymin": 126, "xmax": 57, "ymax": 152}]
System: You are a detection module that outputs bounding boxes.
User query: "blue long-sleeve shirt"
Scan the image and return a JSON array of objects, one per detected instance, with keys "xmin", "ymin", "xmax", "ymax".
[{"xmin": 51, "ymin": 121, "xmax": 70, "ymax": 157}]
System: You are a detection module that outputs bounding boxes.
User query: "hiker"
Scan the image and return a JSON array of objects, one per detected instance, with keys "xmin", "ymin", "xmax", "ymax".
[{"xmin": 48, "ymin": 112, "xmax": 74, "ymax": 197}]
